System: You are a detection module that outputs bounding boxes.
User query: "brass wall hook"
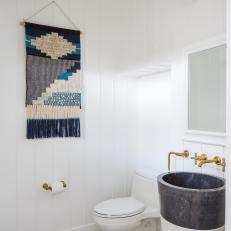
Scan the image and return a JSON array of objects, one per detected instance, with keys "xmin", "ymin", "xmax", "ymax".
[
  {"xmin": 191, "ymin": 153, "xmax": 208, "ymax": 165},
  {"xmin": 42, "ymin": 181, "xmax": 67, "ymax": 191},
  {"xmin": 168, "ymin": 150, "xmax": 189, "ymax": 171}
]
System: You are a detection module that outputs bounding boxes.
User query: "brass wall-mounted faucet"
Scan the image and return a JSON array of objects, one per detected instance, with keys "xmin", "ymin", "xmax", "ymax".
[
  {"xmin": 198, "ymin": 156, "xmax": 226, "ymax": 172},
  {"xmin": 168, "ymin": 150, "xmax": 189, "ymax": 171},
  {"xmin": 191, "ymin": 153, "xmax": 208, "ymax": 165}
]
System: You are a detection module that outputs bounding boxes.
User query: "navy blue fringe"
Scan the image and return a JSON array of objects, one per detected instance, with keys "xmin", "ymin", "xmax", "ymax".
[{"xmin": 27, "ymin": 118, "xmax": 80, "ymax": 139}]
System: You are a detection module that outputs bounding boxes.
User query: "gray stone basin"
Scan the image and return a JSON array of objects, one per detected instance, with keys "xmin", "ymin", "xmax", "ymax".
[{"xmin": 158, "ymin": 172, "xmax": 225, "ymax": 230}]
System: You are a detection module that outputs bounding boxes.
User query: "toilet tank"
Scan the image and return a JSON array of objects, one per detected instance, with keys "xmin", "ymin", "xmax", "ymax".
[{"xmin": 131, "ymin": 168, "xmax": 160, "ymax": 209}]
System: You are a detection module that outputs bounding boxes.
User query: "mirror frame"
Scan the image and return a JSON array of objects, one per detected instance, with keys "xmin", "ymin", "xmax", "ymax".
[{"xmin": 183, "ymin": 34, "xmax": 226, "ymax": 146}]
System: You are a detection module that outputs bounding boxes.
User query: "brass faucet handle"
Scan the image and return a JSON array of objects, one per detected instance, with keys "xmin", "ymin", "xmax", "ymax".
[
  {"xmin": 191, "ymin": 153, "xmax": 208, "ymax": 165},
  {"xmin": 197, "ymin": 155, "xmax": 225, "ymax": 169},
  {"xmin": 191, "ymin": 153, "xmax": 198, "ymax": 165}
]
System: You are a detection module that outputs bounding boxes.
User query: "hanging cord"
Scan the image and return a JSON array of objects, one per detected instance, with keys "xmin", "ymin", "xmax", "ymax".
[{"xmin": 20, "ymin": 0, "xmax": 81, "ymax": 32}]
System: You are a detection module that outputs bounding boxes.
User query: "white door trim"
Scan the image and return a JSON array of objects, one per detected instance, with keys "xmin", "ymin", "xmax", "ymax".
[{"xmin": 226, "ymin": 0, "xmax": 231, "ymax": 230}]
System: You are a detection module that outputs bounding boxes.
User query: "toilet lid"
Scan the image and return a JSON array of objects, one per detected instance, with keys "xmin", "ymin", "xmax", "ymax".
[{"xmin": 94, "ymin": 197, "xmax": 145, "ymax": 218}]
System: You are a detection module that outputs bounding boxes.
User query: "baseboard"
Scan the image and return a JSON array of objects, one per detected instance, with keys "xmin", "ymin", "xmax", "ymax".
[{"xmin": 63, "ymin": 223, "xmax": 98, "ymax": 231}]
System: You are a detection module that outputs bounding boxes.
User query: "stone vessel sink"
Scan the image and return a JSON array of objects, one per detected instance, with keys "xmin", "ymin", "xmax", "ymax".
[{"xmin": 158, "ymin": 172, "xmax": 225, "ymax": 230}]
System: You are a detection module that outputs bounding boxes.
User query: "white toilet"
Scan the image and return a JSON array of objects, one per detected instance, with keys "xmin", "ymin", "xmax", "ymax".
[{"xmin": 93, "ymin": 168, "xmax": 160, "ymax": 231}]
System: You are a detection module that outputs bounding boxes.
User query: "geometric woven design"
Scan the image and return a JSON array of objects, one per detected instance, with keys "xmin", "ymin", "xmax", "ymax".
[
  {"xmin": 31, "ymin": 32, "xmax": 76, "ymax": 59},
  {"xmin": 58, "ymin": 62, "xmax": 81, "ymax": 80},
  {"xmin": 25, "ymin": 22, "xmax": 81, "ymax": 139},
  {"xmin": 32, "ymin": 71, "xmax": 81, "ymax": 105},
  {"xmin": 26, "ymin": 55, "xmax": 76, "ymax": 104},
  {"xmin": 26, "ymin": 23, "xmax": 81, "ymax": 60},
  {"xmin": 44, "ymin": 92, "xmax": 81, "ymax": 106}
]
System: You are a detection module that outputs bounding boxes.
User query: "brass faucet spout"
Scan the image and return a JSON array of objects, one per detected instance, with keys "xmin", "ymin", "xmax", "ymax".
[{"xmin": 168, "ymin": 150, "xmax": 189, "ymax": 171}]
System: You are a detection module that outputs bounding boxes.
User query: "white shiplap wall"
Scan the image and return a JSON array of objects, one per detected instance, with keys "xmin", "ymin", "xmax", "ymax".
[
  {"xmin": 135, "ymin": 60, "xmax": 226, "ymax": 178},
  {"xmin": 126, "ymin": 0, "xmax": 226, "ymax": 183},
  {"xmin": 0, "ymin": 0, "xmax": 227, "ymax": 231},
  {"xmin": 0, "ymin": 1, "xmax": 137, "ymax": 231}
]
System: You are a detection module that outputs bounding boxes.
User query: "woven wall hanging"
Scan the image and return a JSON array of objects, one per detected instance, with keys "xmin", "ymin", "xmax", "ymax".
[{"xmin": 25, "ymin": 22, "xmax": 81, "ymax": 139}]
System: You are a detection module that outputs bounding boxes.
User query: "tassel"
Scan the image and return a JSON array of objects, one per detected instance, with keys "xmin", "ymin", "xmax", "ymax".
[{"xmin": 27, "ymin": 118, "xmax": 80, "ymax": 139}]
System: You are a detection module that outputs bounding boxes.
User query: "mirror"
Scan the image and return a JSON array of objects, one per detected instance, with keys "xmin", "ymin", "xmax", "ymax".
[{"xmin": 188, "ymin": 44, "xmax": 226, "ymax": 134}]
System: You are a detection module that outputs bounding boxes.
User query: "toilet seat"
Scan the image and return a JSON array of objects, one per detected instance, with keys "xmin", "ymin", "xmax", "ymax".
[{"xmin": 94, "ymin": 197, "xmax": 145, "ymax": 218}]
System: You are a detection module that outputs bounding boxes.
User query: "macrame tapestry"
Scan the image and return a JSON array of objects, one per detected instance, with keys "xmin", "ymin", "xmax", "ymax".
[{"xmin": 25, "ymin": 23, "xmax": 81, "ymax": 139}]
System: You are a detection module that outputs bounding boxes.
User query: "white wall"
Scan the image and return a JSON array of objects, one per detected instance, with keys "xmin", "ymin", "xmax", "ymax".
[
  {"xmin": 134, "ymin": 0, "xmax": 226, "ymax": 177},
  {"xmin": 0, "ymin": 1, "xmax": 137, "ymax": 231},
  {"xmin": 135, "ymin": 73, "xmax": 226, "ymax": 183},
  {"xmin": 0, "ymin": 0, "xmax": 227, "ymax": 231},
  {"xmin": 127, "ymin": 0, "xmax": 227, "ymax": 181},
  {"xmin": 136, "ymin": 72, "xmax": 172, "ymax": 172},
  {"xmin": 135, "ymin": 69, "xmax": 226, "ymax": 178},
  {"xmin": 226, "ymin": 0, "xmax": 231, "ymax": 228},
  {"xmin": 121, "ymin": 0, "xmax": 226, "ymax": 73}
]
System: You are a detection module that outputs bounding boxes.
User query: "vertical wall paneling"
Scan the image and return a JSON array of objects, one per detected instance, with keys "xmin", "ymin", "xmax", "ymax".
[
  {"xmin": 226, "ymin": 0, "xmax": 231, "ymax": 229},
  {"xmin": 0, "ymin": 0, "xmax": 226, "ymax": 231},
  {"xmin": 1, "ymin": 0, "xmax": 135, "ymax": 230},
  {"xmin": 0, "ymin": 0, "xmax": 18, "ymax": 230}
]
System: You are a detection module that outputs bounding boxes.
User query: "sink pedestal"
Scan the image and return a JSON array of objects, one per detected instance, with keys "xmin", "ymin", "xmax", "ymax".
[{"xmin": 161, "ymin": 217, "xmax": 225, "ymax": 231}]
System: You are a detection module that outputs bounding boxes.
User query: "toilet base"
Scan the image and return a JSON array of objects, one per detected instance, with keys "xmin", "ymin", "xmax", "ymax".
[
  {"xmin": 94, "ymin": 215, "xmax": 141, "ymax": 231},
  {"xmin": 94, "ymin": 214, "xmax": 161, "ymax": 231}
]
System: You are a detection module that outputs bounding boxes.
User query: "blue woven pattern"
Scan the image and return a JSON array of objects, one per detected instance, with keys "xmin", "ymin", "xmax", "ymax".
[{"xmin": 44, "ymin": 93, "xmax": 81, "ymax": 106}]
